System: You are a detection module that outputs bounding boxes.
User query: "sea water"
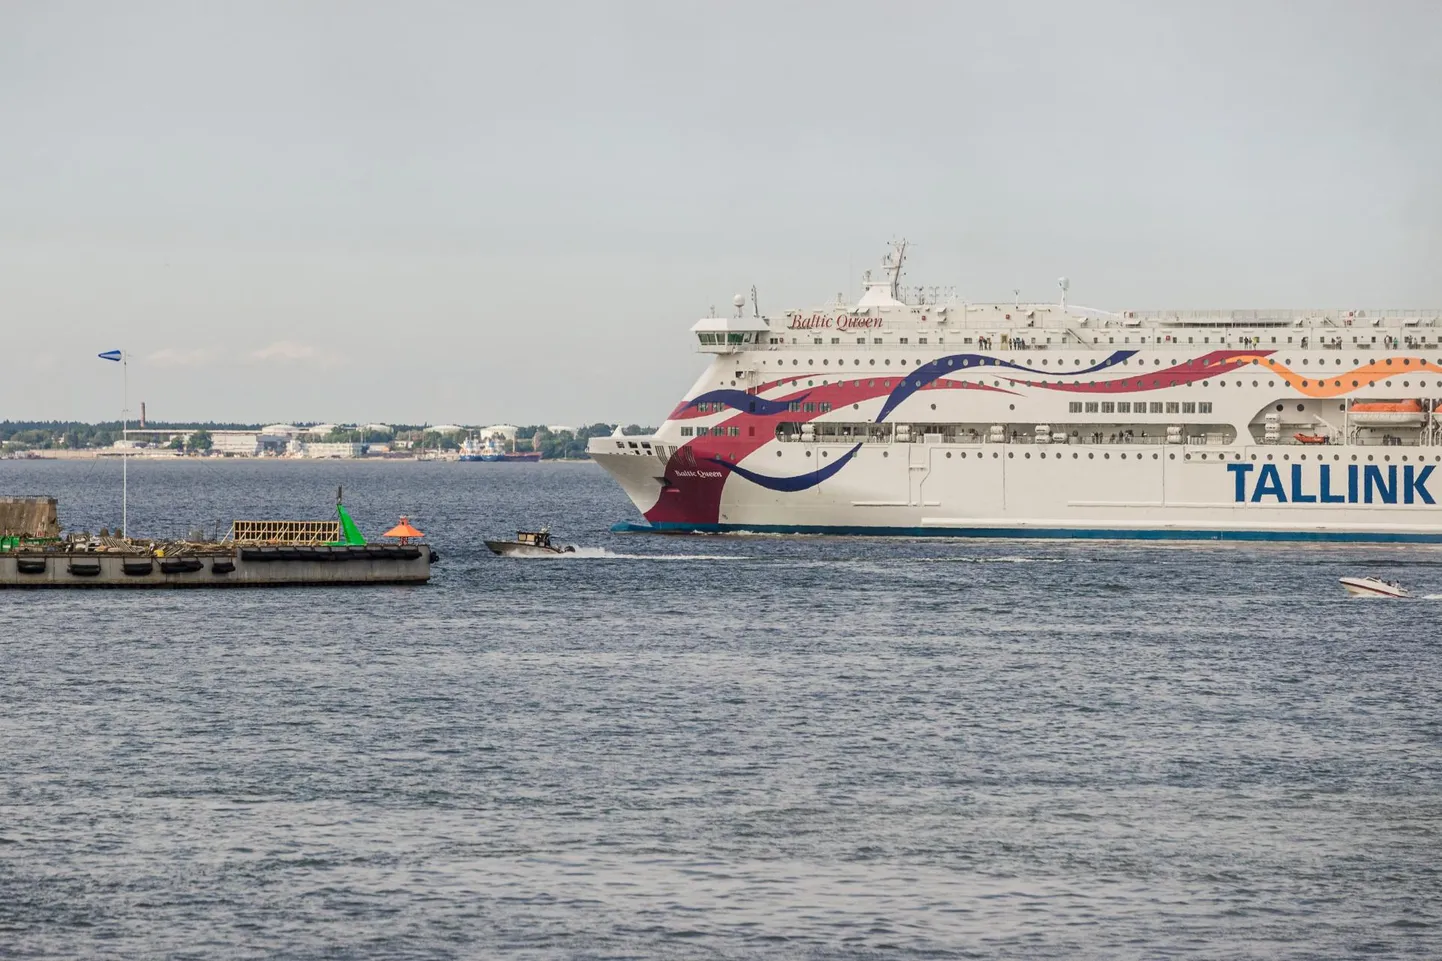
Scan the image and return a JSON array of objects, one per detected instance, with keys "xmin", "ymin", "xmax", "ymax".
[{"xmin": 1, "ymin": 459, "xmax": 1439, "ymax": 959}]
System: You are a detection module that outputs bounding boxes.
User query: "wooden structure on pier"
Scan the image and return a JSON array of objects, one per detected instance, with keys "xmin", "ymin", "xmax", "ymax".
[
  {"xmin": 0, "ymin": 497, "xmax": 59, "ymax": 538},
  {"xmin": 229, "ymin": 519, "xmax": 342, "ymax": 545}
]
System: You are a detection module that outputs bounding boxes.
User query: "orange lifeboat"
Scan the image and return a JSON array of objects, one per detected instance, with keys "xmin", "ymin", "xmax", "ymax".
[
  {"xmin": 1349, "ymin": 399, "xmax": 1427, "ymax": 426},
  {"xmin": 1294, "ymin": 433, "xmax": 1329, "ymax": 445}
]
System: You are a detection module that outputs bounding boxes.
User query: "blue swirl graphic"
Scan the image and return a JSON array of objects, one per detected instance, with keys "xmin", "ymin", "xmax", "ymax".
[
  {"xmin": 685, "ymin": 389, "xmax": 807, "ymax": 417},
  {"xmin": 709, "ymin": 443, "xmax": 863, "ymax": 492},
  {"xmin": 874, "ymin": 350, "xmax": 1135, "ymax": 422}
]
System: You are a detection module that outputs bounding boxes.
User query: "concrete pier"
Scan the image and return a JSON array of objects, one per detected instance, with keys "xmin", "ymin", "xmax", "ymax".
[{"xmin": 0, "ymin": 544, "xmax": 435, "ymax": 588}]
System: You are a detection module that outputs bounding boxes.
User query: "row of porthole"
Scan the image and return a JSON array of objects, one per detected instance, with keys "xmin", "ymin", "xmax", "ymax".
[
  {"xmin": 774, "ymin": 358, "xmax": 923, "ymax": 366},
  {"xmin": 768, "ymin": 355, "xmax": 1441, "ymax": 374},
  {"xmin": 770, "ymin": 374, "xmax": 1417, "ymax": 393},
  {"xmin": 775, "ymin": 449, "xmax": 1442, "ymax": 464}
]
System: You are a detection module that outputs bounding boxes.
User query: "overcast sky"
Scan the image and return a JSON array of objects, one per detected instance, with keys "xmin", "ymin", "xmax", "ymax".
[{"xmin": 2, "ymin": 1, "xmax": 1439, "ymax": 426}]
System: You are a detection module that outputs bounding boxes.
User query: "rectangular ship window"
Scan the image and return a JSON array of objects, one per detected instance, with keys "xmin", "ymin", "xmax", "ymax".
[
  {"xmin": 1199, "ymin": 402, "xmax": 1213, "ymax": 413},
  {"xmin": 873, "ymin": 338, "xmax": 883, "ymax": 344},
  {"xmin": 918, "ymin": 337, "xmax": 927, "ymax": 344},
  {"xmin": 1182, "ymin": 402, "xmax": 1196, "ymax": 413},
  {"xmin": 857, "ymin": 338, "xmax": 866, "ymax": 344},
  {"xmin": 789, "ymin": 402, "xmax": 802, "ymax": 412},
  {"xmin": 1069, "ymin": 402, "xmax": 1082, "ymax": 413},
  {"xmin": 820, "ymin": 402, "xmax": 832, "ymax": 413},
  {"xmin": 814, "ymin": 337, "xmax": 823, "ymax": 345},
  {"xmin": 1101, "ymin": 402, "xmax": 1115, "ymax": 413},
  {"xmin": 1117, "ymin": 402, "xmax": 1131, "ymax": 413},
  {"xmin": 680, "ymin": 427, "xmax": 693, "ymax": 436},
  {"xmin": 804, "ymin": 403, "xmax": 817, "ymax": 413},
  {"xmin": 1165, "ymin": 402, "xmax": 1180, "ymax": 413},
  {"xmin": 1150, "ymin": 402, "xmax": 1164, "ymax": 413},
  {"xmin": 1085, "ymin": 402, "xmax": 1100, "ymax": 413},
  {"xmin": 728, "ymin": 427, "xmax": 740, "ymax": 436},
  {"xmin": 831, "ymin": 337, "xmax": 840, "ymax": 344},
  {"xmin": 899, "ymin": 337, "xmax": 909, "ymax": 344}
]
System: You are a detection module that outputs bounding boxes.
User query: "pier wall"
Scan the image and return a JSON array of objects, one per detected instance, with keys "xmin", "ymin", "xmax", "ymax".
[{"xmin": 0, "ymin": 551, "xmax": 431, "ymax": 588}]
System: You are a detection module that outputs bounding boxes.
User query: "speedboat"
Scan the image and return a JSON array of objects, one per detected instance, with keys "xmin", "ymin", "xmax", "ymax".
[
  {"xmin": 485, "ymin": 528, "xmax": 576, "ymax": 557},
  {"xmin": 1339, "ymin": 576, "xmax": 1411, "ymax": 598}
]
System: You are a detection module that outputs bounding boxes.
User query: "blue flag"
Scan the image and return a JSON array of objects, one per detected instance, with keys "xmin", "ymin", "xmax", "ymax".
[{"xmin": 98, "ymin": 350, "xmax": 123, "ymax": 362}]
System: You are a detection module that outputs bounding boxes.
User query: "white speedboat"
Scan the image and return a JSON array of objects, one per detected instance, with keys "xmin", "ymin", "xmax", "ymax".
[{"xmin": 1339, "ymin": 576, "xmax": 1410, "ymax": 598}]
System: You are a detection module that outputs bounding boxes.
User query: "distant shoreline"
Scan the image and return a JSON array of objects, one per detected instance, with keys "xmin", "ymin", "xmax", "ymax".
[{"xmin": 1, "ymin": 451, "xmax": 600, "ymax": 463}]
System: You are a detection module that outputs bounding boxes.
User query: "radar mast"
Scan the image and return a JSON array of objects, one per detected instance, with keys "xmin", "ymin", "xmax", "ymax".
[{"xmin": 882, "ymin": 239, "xmax": 909, "ymax": 299}]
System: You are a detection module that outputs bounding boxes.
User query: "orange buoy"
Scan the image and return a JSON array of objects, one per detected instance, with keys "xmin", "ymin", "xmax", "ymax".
[{"xmin": 384, "ymin": 516, "xmax": 424, "ymax": 544}]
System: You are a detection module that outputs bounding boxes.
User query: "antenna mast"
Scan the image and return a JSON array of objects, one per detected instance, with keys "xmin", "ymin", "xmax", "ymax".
[{"xmin": 886, "ymin": 239, "xmax": 909, "ymax": 299}]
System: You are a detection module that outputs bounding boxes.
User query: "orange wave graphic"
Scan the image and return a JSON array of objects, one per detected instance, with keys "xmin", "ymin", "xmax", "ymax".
[{"xmin": 1231, "ymin": 354, "xmax": 1442, "ymax": 398}]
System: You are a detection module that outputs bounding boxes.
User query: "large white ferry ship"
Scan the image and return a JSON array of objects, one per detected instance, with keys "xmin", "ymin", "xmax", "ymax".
[{"xmin": 591, "ymin": 242, "xmax": 1442, "ymax": 542}]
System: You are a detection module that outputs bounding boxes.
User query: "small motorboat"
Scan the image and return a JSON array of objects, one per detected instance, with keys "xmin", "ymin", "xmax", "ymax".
[
  {"xmin": 485, "ymin": 527, "xmax": 576, "ymax": 557},
  {"xmin": 1339, "ymin": 576, "xmax": 1411, "ymax": 598}
]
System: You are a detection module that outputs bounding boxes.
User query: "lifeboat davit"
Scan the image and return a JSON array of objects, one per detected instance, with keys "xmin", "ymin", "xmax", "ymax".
[{"xmin": 1349, "ymin": 399, "xmax": 1428, "ymax": 426}]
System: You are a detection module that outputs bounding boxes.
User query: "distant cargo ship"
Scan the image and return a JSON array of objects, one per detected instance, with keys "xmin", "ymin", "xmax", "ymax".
[{"xmin": 459, "ymin": 436, "xmax": 542, "ymax": 463}]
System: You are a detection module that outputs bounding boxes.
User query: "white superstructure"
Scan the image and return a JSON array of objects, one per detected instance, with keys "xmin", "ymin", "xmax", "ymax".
[{"xmin": 591, "ymin": 242, "xmax": 1442, "ymax": 542}]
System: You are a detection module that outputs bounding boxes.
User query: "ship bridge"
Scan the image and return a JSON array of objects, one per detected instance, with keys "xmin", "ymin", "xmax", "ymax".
[{"xmin": 692, "ymin": 313, "xmax": 772, "ymax": 353}]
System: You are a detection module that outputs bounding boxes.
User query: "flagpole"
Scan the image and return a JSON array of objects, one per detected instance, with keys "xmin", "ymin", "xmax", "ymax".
[{"xmin": 122, "ymin": 350, "xmax": 128, "ymax": 538}]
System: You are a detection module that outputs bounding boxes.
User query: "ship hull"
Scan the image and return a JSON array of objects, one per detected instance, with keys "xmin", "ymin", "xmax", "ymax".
[{"xmin": 592, "ymin": 441, "xmax": 1442, "ymax": 543}]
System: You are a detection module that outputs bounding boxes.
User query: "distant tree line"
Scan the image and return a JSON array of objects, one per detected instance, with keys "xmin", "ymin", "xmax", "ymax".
[
  {"xmin": 1, "ymin": 420, "xmax": 658, "ymax": 458},
  {"xmin": 0, "ymin": 421, "xmax": 251, "ymax": 452}
]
